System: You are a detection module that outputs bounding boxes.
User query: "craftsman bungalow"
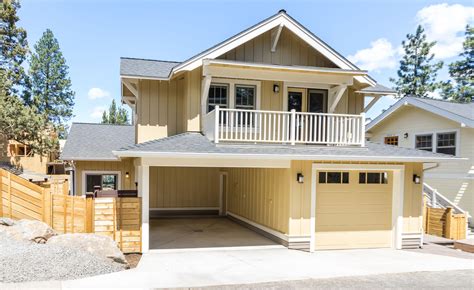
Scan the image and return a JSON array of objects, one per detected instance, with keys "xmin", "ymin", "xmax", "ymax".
[{"xmin": 61, "ymin": 10, "xmax": 458, "ymax": 253}]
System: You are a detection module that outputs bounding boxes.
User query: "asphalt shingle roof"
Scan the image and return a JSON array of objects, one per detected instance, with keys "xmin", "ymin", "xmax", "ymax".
[
  {"xmin": 61, "ymin": 123, "xmax": 135, "ymax": 160},
  {"xmin": 414, "ymin": 97, "xmax": 474, "ymax": 121},
  {"xmin": 359, "ymin": 84, "xmax": 396, "ymax": 94},
  {"xmin": 120, "ymin": 57, "xmax": 181, "ymax": 79},
  {"xmin": 115, "ymin": 132, "xmax": 457, "ymax": 162}
]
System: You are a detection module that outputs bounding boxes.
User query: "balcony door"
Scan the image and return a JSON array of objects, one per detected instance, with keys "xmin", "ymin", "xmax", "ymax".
[{"xmin": 287, "ymin": 88, "xmax": 327, "ymax": 113}]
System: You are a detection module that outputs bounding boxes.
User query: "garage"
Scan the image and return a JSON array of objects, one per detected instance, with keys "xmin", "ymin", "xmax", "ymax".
[{"xmin": 315, "ymin": 170, "xmax": 393, "ymax": 250}]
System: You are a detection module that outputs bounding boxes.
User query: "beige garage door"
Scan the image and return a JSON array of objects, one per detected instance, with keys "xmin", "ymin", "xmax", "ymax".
[{"xmin": 315, "ymin": 170, "xmax": 393, "ymax": 250}]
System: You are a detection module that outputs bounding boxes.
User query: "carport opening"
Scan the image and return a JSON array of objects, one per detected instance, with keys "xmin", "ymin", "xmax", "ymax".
[{"xmin": 147, "ymin": 166, "xmax": 278, "ymax": 250}]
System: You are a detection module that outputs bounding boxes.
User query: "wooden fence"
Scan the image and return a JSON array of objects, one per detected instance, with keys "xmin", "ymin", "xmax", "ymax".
[
  {"xmin": 0, "ymin": 169, "xmax": 141, "ymax": 253},
  {"xmin": 425, "ymin": 207, "xmax": 467, "ymax": 240}
]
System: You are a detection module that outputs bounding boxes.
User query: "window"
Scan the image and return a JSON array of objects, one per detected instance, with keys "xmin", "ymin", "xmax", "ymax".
[
  {"xmin": 235, "ymin": 85, "xmax": 256, "ymax": 110},
  {"xmin": 415, "ymin": 134, "xmax": 433, "ymax": 152},
  {"xmin": 359, "ymin": 172, "xmax": 388, "ymax": 184},
  {"xmin": 85, "ymin": 173, "xmax": 118, "ymax": 193},
  {"xmin": 436, "ymin": 132, "xmax": 456, "ymax": 155},
  {"xmin": 207, "ymin": 84, "xmax": 228, "ymax": 112},
  {"xmin": 384, "ymin": 136, "xmax": 398, "ymax": 146},
  {"xmin": 319, "ymin": 172, "xmax": 349, "ymax": 184}
]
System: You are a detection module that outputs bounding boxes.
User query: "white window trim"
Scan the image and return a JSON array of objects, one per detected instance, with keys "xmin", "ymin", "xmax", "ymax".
[
  {"xmin": 81, "ymin": 170, "xmax": 122, "ymax": 195},
  {"xmin": 211, "ymin": 78, "xmax": 261, "ymax": 110},
  {"xmin": 412, "ymin": 129, "xmax": 460, "ymax": 157},
  {"xmin": 282, "ymin": 82, "xmax": 331, "ymax": 111},
  {"xmin": 207, "ymin": 83, "xmax": 230, "ymax": 112}
]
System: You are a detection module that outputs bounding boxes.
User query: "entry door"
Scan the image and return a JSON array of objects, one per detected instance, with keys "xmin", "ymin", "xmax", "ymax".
[{"xmin": 308, "ymin": 89, "xmax": 327, "ymax": 113}]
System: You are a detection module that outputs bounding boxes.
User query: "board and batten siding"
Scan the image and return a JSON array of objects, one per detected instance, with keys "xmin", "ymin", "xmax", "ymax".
[
  {"xmin": 218, "ymin": 27, "xmax": 337, "ymax": 68},
  {"xmin": 149, "ymin": 167, "xmax": 220, "ymax": 209},
  {"xmin": 368, "ymin": 106, "xmax": 473, "ymax": 215},
  {"xmin": 226, "ymin": 167, "xmax": 291, "ymax": 234},
  {"xmin": 74, "ymin": 159, "xmax": 136, "ymax": 196}
]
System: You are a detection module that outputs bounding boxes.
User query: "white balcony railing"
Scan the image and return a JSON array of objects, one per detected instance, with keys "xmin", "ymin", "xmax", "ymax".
[{"xmin": 203, "ymin": 106, "xmax": 366, "ymax": 146}]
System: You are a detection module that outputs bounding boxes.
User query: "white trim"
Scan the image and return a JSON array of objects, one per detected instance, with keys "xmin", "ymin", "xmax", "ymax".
[
  {"xmin": 412, "ymin": 129, "xmax": 460, "ymax": 157},
  {"xmin": 114, "ymin": 150, "xmax": 462, "ymax": 163},
  {"xmin": 367, "ymin": 97, "xmax": 474, "ymax": 131},
  {"xmin": 138, "ymin": 165, "xmax": 150, "ymax": 253},
  {"xmin": 172, "ymin": 12, "xmax": 375, "ymax": 86},
  {"xmin": 150, "ymin": 207, "xmax": 219, "ymax": 211},
  {"xmin": 310, "ymin": 163, "xmax": 405, "ymax": 251},
  {"xmin": 328, "ymin": 85, "xmax": 347, "ymax": 113},
  {"xmin": 228, "ymin": 212, "xmax": 288, "ymax": 241},
  {"xmin": 271, "ymin": 23, "xmax": 284, "ymax": 52},
  {"xmin": 81, "ymin": 170, "xmax": 122, "ymax": 195},
  {"xmin": 136, "ymin": 156, "xmax": 291, "ymax": 168},
  {"xmin": 363, "ymin": 95, "xmax": 381, "ymax": 113},
  {"xmin": 219, "ymin": 171, "xmax": 228, "ymax": 216}
]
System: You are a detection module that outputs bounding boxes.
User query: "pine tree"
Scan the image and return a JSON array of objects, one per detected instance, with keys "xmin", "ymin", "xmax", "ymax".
[
  {"xmin": 28, "ymin": 29, "xmax": 75, "ymax": 137},
  {"xmin": 390, "ymin": 25, "xmax": 443, "ymax": 98},
  {"xmin": 101, "ymin": 99, "xmax": 129, "ymax": 125},
  {"xmin": 441, "ymin": 25, "xmax": 473, "ymax": 103},
  {"xmin": 0, "ymin": 0, "xmax": 29, "ymax": 97}
]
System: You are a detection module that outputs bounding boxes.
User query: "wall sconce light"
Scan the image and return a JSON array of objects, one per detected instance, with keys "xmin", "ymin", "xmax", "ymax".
[
  {"xmin": 404, "ymin": 133, "xmax": 409, "ymax": 139},
  {"xmin": 413, "ymin": 174, "xmax": 421, "ymax": 184},
  {"xmin": 125, "ymin": 172, "xmax": 130, "ymax": 178},
  {"xmin": 297, "ymin": 173, "xmax": 304, "ymax": 183},
  {"xmin": 273, "ymin": 84, "xmax": 280, "ymax": 93}
]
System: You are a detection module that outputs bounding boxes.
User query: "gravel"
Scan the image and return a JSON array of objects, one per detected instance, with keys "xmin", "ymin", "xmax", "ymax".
[{"xmin": 0, "ymin": 233, "xmax": 126, "ymax": 283}]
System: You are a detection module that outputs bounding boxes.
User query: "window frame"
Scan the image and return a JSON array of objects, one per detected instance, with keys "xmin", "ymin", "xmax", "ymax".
[
  {"xmin": 207, "ymin": 83, "xmax": 229, "ymax": 113},
  {"xmin": 412, "ymin": 129, "xmax": 460, "ymax": 157},
  {"xmin": 359, "ymin": 172, "xmax": 389, "ymax": 184},
  {"xmin": 384, "ymin": 136, "xmax": 399, "ymax": 146},
  {"xmin": 209, "ymin": 78, "xmax": 261, "ymax": 111},
  {"xmin": 436, "ymin": 131, "xmax": 456, "ymax": 156},
  {"xmin": 318, "ymin": 171, "xmax": 350, "ymax": 184},
  {"xmin": 415, "ymin": 134, "xmax": 433, "ymax": 152},
  {"xmin": 82, "ymin": 171, "xmax": 122, "ymax": 195},
  {"xmin": 235, "ymin": 84, "xmax": 256, "ymax": 110}
]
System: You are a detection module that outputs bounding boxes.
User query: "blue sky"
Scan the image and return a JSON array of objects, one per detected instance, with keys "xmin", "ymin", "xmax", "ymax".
[{"xmin": 19, "ymin": 0, "xmax": 473, "ymax": 123}]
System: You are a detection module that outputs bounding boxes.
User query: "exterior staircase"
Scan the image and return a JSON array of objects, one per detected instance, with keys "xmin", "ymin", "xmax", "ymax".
[{"xmin": 423, "ymin": 182, "xmax": 471, "ymax": 224}]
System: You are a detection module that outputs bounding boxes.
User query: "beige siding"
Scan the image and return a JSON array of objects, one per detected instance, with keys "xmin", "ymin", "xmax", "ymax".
[
  {"xmin": 218, "ymin": 27, "xmax": 337, "ymax": 68},
  {"xmin": 369, "ymin": 106, "xmax": 473, "ymax": 215},
  {"xmin": 226, "ymin": 167, "xmax": 291, "ymax": 234},
  {"xmin": 149, "ymin": 167, "xmax": 220, "ymax": 208},
  {"xmin": 261, "ymin": 80, "xmax": 283, "ymax": 111},
  {"xmin": 74, "ymin": 159, "xmax": 136, "ymax": 195}
]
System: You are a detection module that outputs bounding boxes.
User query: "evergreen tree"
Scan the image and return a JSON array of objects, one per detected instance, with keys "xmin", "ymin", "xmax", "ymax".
[
  {"xmin": 390, "ymin": 25, "xmax": 443, "ymax": 98},
  {"xmin": 101, "ymin": 99, "xmax": 129, "ymax": 125},
  {"xmin": 0, "ymin": 0, "xmax": 29, "ymax": 96},
  {"xmin": 28, "ymin": 29, "xmax": 75, "ymax": 137},
  {"xmin": 441, "ymin": 25, "xmax": 473, "ymax": 103}
]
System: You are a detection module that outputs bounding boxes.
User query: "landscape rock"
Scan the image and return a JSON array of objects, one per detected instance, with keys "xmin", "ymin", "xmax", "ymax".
[
  {"xmin": 0, "ymin": 217, "xmax": 15, "ymax": 226},
  {"xmin": 47, "ymin": 233, "xmax": 127, "ymax": 265},
  {"xmin": 0, "ymin": 219, "xmax": 56, "ymax": 243}
]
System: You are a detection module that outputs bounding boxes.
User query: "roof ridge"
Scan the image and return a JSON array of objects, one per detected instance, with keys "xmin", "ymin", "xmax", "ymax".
[
  {"xmin": 120, "ymin": 57, "xmax": 182, "ymax": 64},
  {"xmin": 409, "ymin": 96, "xmax": 473, "ymax": 105}
]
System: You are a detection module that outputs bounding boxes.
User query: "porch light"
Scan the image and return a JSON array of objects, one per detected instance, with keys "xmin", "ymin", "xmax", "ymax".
[
  {"xmin": 413, "ymin": 174, "xmax": 421, "ymax": 184},
  {"xmin": 297, "ymin": 173, "xmax": 304, "ymax": 183},
  {"xmin": 273, "ymin": 84, "xmax": 280, "ymax": 93},
  {"xmin": 125, "ymin": 172, "xmax": 130, "ymax": 178},
  {"xmin": 404, "ymin": 133, "xmax": 409, "ymax": 139}
]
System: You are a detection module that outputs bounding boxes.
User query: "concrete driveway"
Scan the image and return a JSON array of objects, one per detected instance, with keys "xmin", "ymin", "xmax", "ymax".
[{"xmin": 57, "ymin": 246, "xmax": 474, "ymax": 289}]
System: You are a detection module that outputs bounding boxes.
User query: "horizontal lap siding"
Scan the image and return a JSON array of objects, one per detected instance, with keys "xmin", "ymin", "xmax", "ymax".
[
  {"xmin": 149, "ymin": 167, "xmax": 220, "ymax": 208},
  {"xmin": 226, "ymin": 168, "xmax": 291, "ymax": 234}
]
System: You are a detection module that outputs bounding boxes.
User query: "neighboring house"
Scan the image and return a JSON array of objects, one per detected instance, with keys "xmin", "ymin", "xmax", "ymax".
[
  {"xmin": 367, "ymin": 96, "xmax": 474, "ymax": 217},
  {"xmin": 0, "ymin": 135, "xmax": 51, "ymax": 175},
  {"xmin": 61, "ymin": 10, "xmax": 458, "ymax": 253}
]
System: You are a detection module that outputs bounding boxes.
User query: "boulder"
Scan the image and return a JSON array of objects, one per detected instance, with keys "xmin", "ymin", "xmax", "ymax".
[
  {"xmin": 47, "ymin": 233, "xmax": 127, "ymax": 265},
  {"xmin": 0, "ymin": 217, "xmax": 15, "ymax": 226},
  {"xmin": 0, "ymin": 219, "xmax": 56, "ymax": 243}
]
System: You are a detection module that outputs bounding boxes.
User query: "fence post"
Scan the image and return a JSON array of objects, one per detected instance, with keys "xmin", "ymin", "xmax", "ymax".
[
  {"xmin": 425, "ymin": 207, "xmax": 431, "ymax": 234},
  {"xmin": 7, "ymin": 171, "xmax": 12, "ymax": 218},
  {"xmin": 445, "ymin": 207, "xmax": 452, "ymax": 239},
  {"xmin": 85, "ymin": 193, "xmax": 94, "ymax": 233},
  {"xmin": 290, "ymin": 109, "xmax": 296, "ymax": 145}
]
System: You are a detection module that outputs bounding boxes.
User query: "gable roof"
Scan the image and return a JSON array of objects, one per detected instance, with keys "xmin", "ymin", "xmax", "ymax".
[
  {"xmin": 61, "ymin": 123, "xmax": 135, "ymax": 161},
  {"xmin": 367, "ymin": 96, "xmax": 474, "ymax": 131},
  {"xmin": 356, "ymin": 84, "xmax": 396, "ymax": 95},
  {"xmin": 120, "ymin": 10, "xmax": 375, "ymax": 86},
  {"xmin": 113, "ymin": 132, "xmax": 458, "ymax": 162},
  {"xmin": 120, "ymin": 57, "xmax": 180, "ymax": 79}
]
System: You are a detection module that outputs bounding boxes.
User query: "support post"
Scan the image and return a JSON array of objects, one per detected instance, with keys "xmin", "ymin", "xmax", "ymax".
[
  {"xmin": 360, "ymin": 112, "xmax": 366, "ymax": 147},
  {"xmin": 137, "ymin": 164, "xmax": 150, "ymax": 253},
  {"xmin": 290, "ymin": 109, "xmax": 296, "ymax": 145},
  {"xmin": 214, "ymin": 106, "xmax": 220, "ymax": 144}
]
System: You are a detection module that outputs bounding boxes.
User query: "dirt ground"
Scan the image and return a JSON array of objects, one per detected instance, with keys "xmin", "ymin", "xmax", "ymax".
[{"xmin": 125, "ymin": 253, "xmax": 142, "ymax": 268}]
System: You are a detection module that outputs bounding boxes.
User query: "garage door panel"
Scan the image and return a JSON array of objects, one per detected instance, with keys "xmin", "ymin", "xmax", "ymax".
[{"xmin": 315, "ymin": 170, "xmax": 393, "ymax": 250}]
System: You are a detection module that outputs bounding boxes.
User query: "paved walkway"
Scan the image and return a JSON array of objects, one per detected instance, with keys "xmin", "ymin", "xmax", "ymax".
[{"xmin": 3, "ymin": 247, "xmax": 473, "ymax": 289}]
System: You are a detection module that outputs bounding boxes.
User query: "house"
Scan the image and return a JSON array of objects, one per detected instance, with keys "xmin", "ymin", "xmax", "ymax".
[
  {"xmin": 60, "ymin": 10, "xmax": 459, "ymax": 253},
  {"xmin": 367, "ymin": 96, "xmax": 473, "ymax": 218}
]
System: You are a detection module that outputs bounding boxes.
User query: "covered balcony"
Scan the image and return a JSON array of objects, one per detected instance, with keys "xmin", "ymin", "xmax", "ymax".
[{"xmin": 204, "ymin": 106, "xmax": 365, "ymax": 146}]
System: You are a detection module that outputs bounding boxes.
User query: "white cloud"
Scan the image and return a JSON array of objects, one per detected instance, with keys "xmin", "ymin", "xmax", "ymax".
[
  {"xmin": 347, "ymin": 38, "xmax": 398, "ymax": 72},
  {"xmin": 416, "ymin": 3, "xmax": 474, "ymax": 59},
  {"xmin": 90, "ymin": 106, "xmax": 107, "ymax": 119},
  {"xmin": 88, "ymin": 87, "xmax": 110, "ymax": 100}
]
